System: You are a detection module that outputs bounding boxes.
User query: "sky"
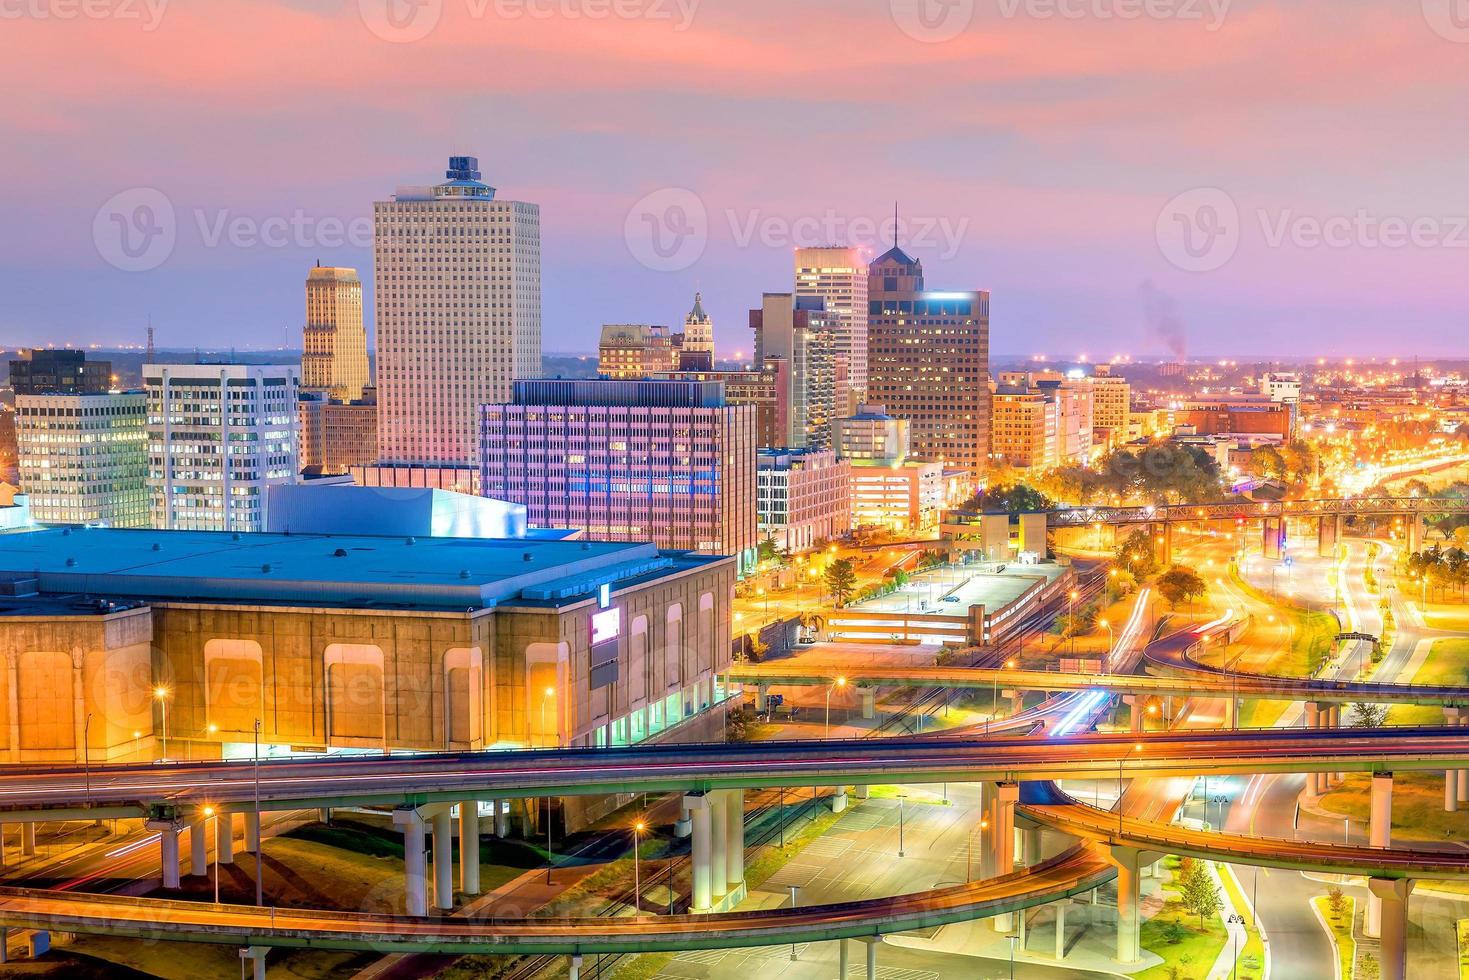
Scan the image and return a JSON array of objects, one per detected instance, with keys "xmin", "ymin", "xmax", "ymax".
[{"xmin": 4, "ymin": 0, "xmax": 1469, "ymax": 360}]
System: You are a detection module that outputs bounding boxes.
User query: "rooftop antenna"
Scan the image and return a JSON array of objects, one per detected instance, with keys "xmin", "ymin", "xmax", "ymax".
[
  {"xmin": 893, "ymin": 201, "xmax": 899, "ymax": 248},
  {"xmin": 146, "ymin": 319, "xmax": 155, "ymax": 362}
]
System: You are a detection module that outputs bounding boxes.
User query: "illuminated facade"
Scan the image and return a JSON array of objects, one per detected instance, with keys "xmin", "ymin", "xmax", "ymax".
[
  {"xmin": 751, "ymin": 293, "xmax": 837, "ymax": 451},
  {"xmin": 374, "ymin": 155, "xmax": 541, "ymax": 466},
  {"xmin": 598, "ymin": 324, "xmax": 680, "ymax": 379},
  {"xmin": 755, "ymin": 449, "xmax": 851, "ymax": 554},
  {"xmin": 680, "ymin": 292, "xmax": 715, "ymax": 371},
  {"xmin": 302, "ymin": 265, "xmax": 370, "ymax": 402},
  {"xmin": 795, "ymin": 247, "xmax": 868, "ymax": 413},
  {"xmin": 15, "ymin": 392, "xmax": 148, "ymax": 527}
]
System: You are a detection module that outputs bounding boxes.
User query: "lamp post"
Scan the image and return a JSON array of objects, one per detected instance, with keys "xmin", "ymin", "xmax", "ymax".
[
  {"xmin": 1008, "ymin": 932, "xmax": 1019, "ymax": 979},
  {"xmin": 992, "ymin": 659, "xmax": 1017, "ymax": 717},
  {"xmin": 153, "ymin": 687, "xmax": 170, "ymax": 760},
  {"xmin": 631, "ymin": 820, "xmax": 646, "ymax": 916},
  {"xmin": 897, "ymin": 793, "xmax": 906, "ymax": 858},
  {"xmin": 1098, "ymin": 618, "xmax": 1114, "ymax": 670},
  {"xmin": 1228, "ymin": 912, "xmax": 1247, "ymax": 980},
  {"xmin": 824, "ymin": 677, "xmax": 847, "ymax": 738},
  {"xmin": 202, "ymin": 805, "xmax": 220, "ymax": 904},
  {"xmin": 540, "ymin": 686, "xmax": 557, "ymax": 748},
  {"xmin": 1068, "ymin": 590, "xmax": 1079, "ymax": 654},
  {"xmin": 253, "ymin": 717, "xmax": 263, "ymax": 908},
  {"xmin": 83, "ymin": 713, "xmax": 93, "ymax": 806}
]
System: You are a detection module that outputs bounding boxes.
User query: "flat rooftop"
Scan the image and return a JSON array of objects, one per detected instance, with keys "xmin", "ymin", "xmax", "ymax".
[{"xmin": 0, "ymin": 528, "xmax": 724, "ymax": 612}]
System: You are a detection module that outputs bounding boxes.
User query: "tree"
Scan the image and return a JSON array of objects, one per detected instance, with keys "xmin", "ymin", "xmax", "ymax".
[
  {"xmin": 756, "ymin": 533, "xmax": 789, "ymax": 568},
  {"xmin": 1326, "ymin": 885, "xmax": 1348, "ymax": 918},
  {"xmin": 1116, "ymin": 529, "xmax": 1160, "ymax": 579},
  {"xmin": 1157, "ymin": 566, "xmax": 1208, "ymax": 611},
  {"xmin": 1349, "ymin": 702, "xmax": 1388, "ymax": 728},
  {"xmin": 980, "ymin": 483, "xmax": 1052, "ymax": 515},
  {"xmin": 1177, "ymin": 857, "xmax": 1222, "ymax": 930},
  {"xmin": 1251, "ymin": 445, "xmax": 1285, "ymax": 480},
  {"xmin": 824, "ymin": 559, "xmax": 857, "ymax": 607}
]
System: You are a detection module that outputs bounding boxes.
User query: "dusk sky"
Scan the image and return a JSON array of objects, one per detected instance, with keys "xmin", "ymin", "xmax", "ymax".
[{"xmin": 6, "ymin": 0, "xmax": 1469, "ymax": 358}]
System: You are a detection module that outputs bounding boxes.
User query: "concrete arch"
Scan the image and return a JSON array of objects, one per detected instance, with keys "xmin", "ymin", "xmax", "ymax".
[{"xmin": 324, "ymin": 643, "xmax": 386, "ymax": 745}]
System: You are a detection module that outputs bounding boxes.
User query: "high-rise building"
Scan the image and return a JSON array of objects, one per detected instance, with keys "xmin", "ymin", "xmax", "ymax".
[
  {"xmin": 795, "ymin": 247, "xmax": 868, "ymax": 414},
  {"xmin": 298, "ymin": 389, "xmax": 378, "ymax": 476},
  {"xmin": 834, "ymin": 404, "xmax": 910, "ymax": 463},
  {"xmin": 480, "ymin": 379, "xmax": 758, "ymax": 570},
  {"xmin": 598, "ymin": 324, "xmax": 680, "ymax": 379},
  {"xmin": 990, "ymin": 387, "xmax": 1056, "ymax": 470},
  {"xmin": 750, "ymin": 293, "xmax": 837, "ymax": 451},
  {"xmin": 9, "ymin": 349, "xmax": 112, "ymax": 395},
  {"xmin": 145, "ymin": 364, "xmax": 299, "ymax": 532},
  {"xmin": 866, "ymin": 246, "xmax": 990, "ymax": 477},
  {"xmin": 302, "ymin": 265, "xmax": 370, "ymax": 402},
  {"xmin": 374, "ymin": 155, "xmax": 541, "ymax": 466},
  {"xmin": 755, "ymin": 449, "xmax": 850, "ymax": 555},
  {"xmin": 1090, "ymin": 365, "xmax": 1132, "ymax": 443},
  {"xmin": 680, "ymin": 292, "xmax": 715, "ymax": 371},
  {"xmin": 15, "ymin": 391, "xmax": 148, "ymax": 526}
]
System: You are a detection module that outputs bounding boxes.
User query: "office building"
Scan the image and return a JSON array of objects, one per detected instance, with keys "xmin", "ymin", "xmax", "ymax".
[
  {"xmin": 680, "ymin": 292, "xmax": 715, "ymax": 371},
  {"xmin": 755, "ymin": 449, "xmax": 850, "ymax": 554},
  {"xmin": 480, "ymin": 379, "xmax": 758, "ymax": 570},
  {"xmin": 834, "ymin": 404, "xmax": 910, "ymax": 463},
  {"xmin": 15, "ymin": 390, "xmax": 149, "ymax": 527},
  {"xmin": 598, "ymin": 324, "xmax": 680, "ymax": 379},
  {"xmin": 298, "ymin": 390, "xmax": 378, "ymax": 476},
  {"xmin": 9, "ymin": 349, "xmax": 111, "ymax": 395},
  {"xmin": 302, "ymin": 265, "xmax": 370, "ymax": 402},
  {"xmin": 795, "ymin": 246, "xmax": 868, "ymax": 414},
  {"xmin": 145, "ymin": 363, "xmax": 299, "ymax": 532},
  {"xmin": 374, "ymin": 155, "xmax": 541, "ymax": 466},
  {"xmin": 866, "ymin": 246, "xmax": 990, "ymax": 477},
  {"xmin": 848, "ymin": 458, "xmax": 947, "ymax": 533},
  {"xmin": 654, "ymin": 366, "xmax": 786, "ymax": 447},
  {"xmin": 990, "ymin": 387, "xmax": 1056, "ymax": 470},
  {"xmin": 0, "ymin": 526, "xmax": 735, "ymax": 829},
  {"xmin": 750, "ymin": 293, "xmax": 837, "ymax": 451},
  {"xmin": 1091, "ymin": 365, "xmax": 1132, "ymax": 445}
]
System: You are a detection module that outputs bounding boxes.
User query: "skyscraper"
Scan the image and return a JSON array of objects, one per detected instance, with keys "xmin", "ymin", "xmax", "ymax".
[
  {"xmin": 795, "ymin": 247, "xmax": 868, "ymax": 414},
  {"xmin": 374, "ymin": 155, "xmax": 541, "ymax": 466},
  {"xmin": 750, "ymin": 293, "xmax": 837, "ymax": 452},
  {"xmin": 680, "ymin": 292, "xmax": 714, "ymax": 371},
  {"xmin": 302, "ymin": 265, "xmax": 370, "ymax": 402},
  {"xmin": 145, "ymin": 364, "xmax": 299, "ymax": 532},
  {"xmin": 866, "ymin": 246, "xmax": 990, "ymax": 477}
]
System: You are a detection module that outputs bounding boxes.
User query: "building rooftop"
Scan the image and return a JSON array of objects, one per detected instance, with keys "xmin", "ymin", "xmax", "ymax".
[{"xmin": 0, "ymin": 528, "xmax": 724, "ymax": 612}]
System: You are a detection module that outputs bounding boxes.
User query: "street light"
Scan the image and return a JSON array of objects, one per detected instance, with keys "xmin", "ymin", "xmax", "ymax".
[
  {"xmin": 253, "ymin": 718, "xmax": 264, "ymax": 908},
  {"xmin": 631, "ymin": 820, "xmax": 646, "ymax": 916},
  {"xmin": 992, "ymin": 659, "xmax": 1017, "ymax": 717},
  {"xmin": 897, "ymin": 793, "xmax": 907, "ymax": 858},
  {"xmin": 202, "ymin": 805, "xmax": 221, "ymax": 904},
  {"xmin": 1008, "ymin": 932, "xmax": 1019, "ymax": 979},
  {"xmin": 1228, "ymin": 912, "xmax": 1247, "ymax": 980},
  {"xmin": 824, "ymin": 677, "xmax": 847, "ymax": 738},
  {"xmin": 1098, "ymin": 618, "xmax": 1114, "ymax": 669},
  {"xmin": 540, "ymin": 686, "xmax": 557, "ymax": 748},
  {"xmin": 153, "ymin": 687, "xmax": 170, "ymax": 760},
  {"xmin": 83, "ymin": 713, "xmax": 93, "ymax": 806}
]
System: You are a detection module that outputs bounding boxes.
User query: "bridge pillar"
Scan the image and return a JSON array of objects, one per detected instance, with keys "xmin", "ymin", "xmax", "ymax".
[
  {"xmin": 838, "ymin": 938, "xmax": 849, "ymax": 977},
  {"xmin": 1021, "ymin": 825, "xmax": 1042, "ymax": 867},
  {"xmin": 189, "ymin": 818, "xmax": 208, "ymax": 877},
  {"xmin": 1406, "ymin": 515, "xmax": 1425, "ymax": 554},
  {"xmin": 459, "ymin": 801, "xmax": 481, "ymax": 896},
  {"xmin": 494, "ymin": 801, "xmax": 510, "ymax": 839},
  {"xmin": 1327, "ymin": 705, "xmax": 1343, "ymax": 784},
  {"xmin": 725, "ymin": 789, "xmax": 745, "ymax": 893},
  {"xmin": 860, "ymin": 687, "xmax": 876, "ymax": 720},
  {"xmin": 568, "ymin": 954, "xmax": 583, "ymax": 980},
  {"xmin": 239, "ymin": 946, "xmax": 268, "ymax": 980},
  {"xmin": 830, "ymin": 788, "xmax": 848, "ymax": 813},
  {"xmin": 1304, "ymin": 703, "xmax": 1323, "ymax": 797},
  {"xmin": 393, "ymin": 810, "xmax": 428, "ymax": 916},
  {"xmin": 1054, "ymin": 899, "xmax": 1068, "ymax": 960},
  {"xmin": 709, "ymin": 791, "xmax": 729, "ymax": 902},
  {"xmin": 431, "ymin": 809, "xmax": 453, "ymax": 910},
  {"xmin": 216, "ymin": 812, "xmax": 235, "ymax": 866},
  {"xmin": 1317, "ymin": 515, "xmax": 1341, "ymax": 558},
  {"xmin": 1262, "ymin": 518, "xmax": 1283, "ymax": 561},
  {"xmin": 990, "ymin": 783, "xmax": 1019, "ymax": 931},
  {"xmin": 1368, "ymin": 878, "xmax": 1413, "ymax": 980},
  {"xmin": 862, "ymin": 936, "xmax": 879, "ymax": 980},
  {"xmin": 243, "ymin": 811, "xmax": 260, "ymax": 853},
  {"xmin": 1109, "ymin": 845, "xmax": 1141, "ymax": 964},
  {"xmin": 20, "ymin": 823, "xmax": 35, "ymax": 858},
  {"xmin": 1124, "ymin": 695, "xmax": 1145, "ymax": 734},
  {"xmin": 855, "ymin": 784, "xmax": 870, "ymax": 800},
  {"xmin": 755, "ymin": 684, "xmax": 768, "ymax": 712},
  {"xmin": 685, "ymin": 792, "xmax": 714, "ymax": 912},
  {"xmin": 146, "ymin": 819, "xmax": 182, "ymax": 889},
  {"xmin": 1365, "ymin": 773, "xmax": 1393, "ymax": 938}
]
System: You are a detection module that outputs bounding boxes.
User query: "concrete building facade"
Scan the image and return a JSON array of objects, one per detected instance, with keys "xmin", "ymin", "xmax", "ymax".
[
  {"xmin": 15, "ymin": 391, "xmax": 149, "ymax": 527},
  {"xmin": 598, "ymin": 324, "xmax": 680, "ymax": 379},
  {"xmin": 755, "ymin": 449, "xmax": 851, "ymax": 555},
  {"xmin": 302, "ymin": 265, "xmax": 370, "ymax": 403},
  {"xmin": 374, "ymin": 155, "xmax": 541, "ymax": 466},
  {"xmin": 795, "ymin": 247, "xmax": 868, "ymax": 413},
  {"xmin": 750, "ymin": 293, "xmax": 837, "ymax": 452}
]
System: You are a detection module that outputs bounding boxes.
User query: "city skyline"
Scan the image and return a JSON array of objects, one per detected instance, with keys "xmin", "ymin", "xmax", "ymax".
[{"xmin": 6, "ymin": 2, "xmax": 1469, "ymax": 357}]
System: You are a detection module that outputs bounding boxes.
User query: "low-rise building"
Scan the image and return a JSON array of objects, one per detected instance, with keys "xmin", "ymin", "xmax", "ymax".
[
  {"xmin": 15, "ymin": 390, "xmax": 149, "ymax": 527},
  {"xmin": 598, "ymin": 324, "xmax": 682, "ymax": 380},
  {"xmin": 849, "ymin": 458, "xmax": 947, "ymax": 532},
  {"xmin": 756, "ymin": 449, "xmax": 850, "ymax": 554}
]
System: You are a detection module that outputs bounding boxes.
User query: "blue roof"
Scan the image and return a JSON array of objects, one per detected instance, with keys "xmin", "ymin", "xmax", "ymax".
[{"xmin": 0, "ymin": 528, "xmax": 717, "ymax": 612}]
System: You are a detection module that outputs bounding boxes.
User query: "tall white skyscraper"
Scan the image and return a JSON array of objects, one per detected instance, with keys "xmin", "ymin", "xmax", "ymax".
[
  {"xmin": 374, "ymin": 155, "xmax": 541, "ymax": 466},
  {"xmin": 795, "ymin": 246, "xmax": 868, "ymax": 414},
  {"xmin": 145, "ymin": 364, "xmax": 299, "ymax": 532}
]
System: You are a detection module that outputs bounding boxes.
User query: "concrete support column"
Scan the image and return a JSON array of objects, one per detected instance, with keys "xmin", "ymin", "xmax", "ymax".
[
  {"xmin": 1110, "ymin": 846, "xmax": 1141, "ymax": 964},
  {"xmin": 432, "ymin": 809, "xmax": 453, "ymax": 911},
  {"xmin": 1407, "ymin": 515, "xmax": 1425, "ymax": 554},
  {"xmin": 147, "ymin": 820, "xmax": 182, "ymax": 889},
  {"xmin": 991, "ymin": 783, "xmax": 1019, "ymax": 932},
  {"xmin": 709, "ymin": 791, "xmax": 729, "ymax": 901},
  {"xmin": 1262, "ymin": 518, "xmax": 1283, "ymax": 560},
  {"xmin": 1368, "ymin": 878, "xmax": 1413, "ymax": 980},
  {"xmin": 494, "ymin": 801, "xmax": 510, "ymax": 839},
  {"xmin": 863, "ymin": 937, "xmax": 879, "ymax": 980},
  {"xmin": 1458, "ymin": 714, "xmax": 1469, "ymax": 804},
  {"xmin": 1317, "ymin": 515, "xmax": 1340, "ymax": 558},
  {"xmin": 1124, "ymin": 695, "xmax": 1144, "ymax": 734},
  {"xmin": 459, "ymin": 802, "xmax": 481, "ymax": 896},
  {"xmin": 1021, "ymin": 826, "xmax": 1042, "ymax": 867},
  {"xmin": 1366, "ymin": 773, "xmax": 1393, "ymax": 938},
  {"xmin": 243, "ymin": 811, "xmax": 261, "ymax": 853},
  {"xmin": 240, "ymin": 947, "xmax": 268, "ymax": 980},
  {"xmin": 20, "ymin": 823, "xmax": 35, "ymax": 858},
  {"xmin": 755, "ymin": 685, "xmax": 768, "ymax": 711},
  {"xmin": 830, "ymin": 788, "xmax": 848, "ymax": 813},
  {"xmin": 1328, "ymin": 705, "xmax": 1344, "ymax": 783},
  {"xmin": 855, "ymin": 784, "xmax": 870, "ymax": 800},
  {"xmin": 397, "ymin": 812, "xmax": 428, "ymax": 917},
  {"xmin": 838, "ymin": 939, "xmax": 849, "ymax": 977},
  {"xmin": 568, "ymin": 955, "xmax": 583, "ymax": 980},
  {"xmin": 685, "ymin": 793, "xmax": 713, "ymax": 912},
  {"xmin": 725, "ymin": 789, "xmax": 745, "ymax": 891},
  {"xmin": 861, "ymin": 687, "xmax": 875, "ymax": 720},
  {"xmin": 978, "ymin": 782, "xmax": 996, "ymax": 881},
  {"xmin": 189, "ymin": 819, "xmax": 208, "ymax": 877},
  {"xmin": 215, "ymin": 814, "xmax": 235, "ymax": 866},
  {"xmin": 1054, "ymin": 899, "xmax": 1068, "ymax": 960},
  {"xmin": 1304, "ymin": 703, "xmax": 1323, "ymax": 797}
]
